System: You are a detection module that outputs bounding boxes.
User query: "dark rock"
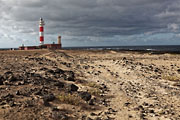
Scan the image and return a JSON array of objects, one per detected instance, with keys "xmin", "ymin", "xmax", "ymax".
[
  {"xmin": 35, "ymin": 88, "xmax": 48, "ymax": 96},
  {"xmin": 52, "ymin": 112, "xmax": 68, "ymax": 120},
  {"xmin": 9, "ymin": 101, "xmax": 15, "ymax": 107},
  {"xmin": 43, "ymin": 100, "xmax": 50, "ymax": 106},
  {"xmin": 15, "ymin": 90, "xmax": 21, "ymax": 95},
  {"xmin": 108, "ymin": 108, "xmax": 117, "ymax": 113},
  {"xmin": 154, "ymin": 68, "xmax": 159, "ymax": 72},
  {"xmin": 124, "ymin": 102, "xmax": 131, "ymax": 106},
  {"xmin": 66, "ymin": 63, "xmax": 71, "ymax": 67},
  {"xmin": 87, "ymin": 117, "xmax": 93, "ymax": 120},
  {"xmin": 81, "ymin": 115, "xmax": 87, "ymax": 120},
  {"xmin": 3, "ymin": 72, "xmax": 17, "ymax": 82},
  {"xmin": 128, "ymin": 115, "xmax": 133, "ymax": 118},
  {"xmin": 79, "ymin": 92, "xmax": 91, "ymax": 101},
  {"xmin": 8, "ymin": 76, "xmax": 17, "ymax": 82},
  {"xmin": 54, "ymin": 68, "xmax": 64, "ymax": 74},
  {"xmin": 68, "ymin": 84, "xmax": 79, "ymax": 92},
  {"xmin": 143, "ymin": 102, "xmax": 149, "ymax": 106},
  {"xmin": 40, "ymin": 67, "xmax": 48, "ymax": 71},
  {"xmin": 149, "ymin": 109, "xmax": 154, "ymax": 113},
  {"xmin": 65, "ymin": 71, "xmax": 75, "ymax": 81},
  {"xmin": 0, "ymin": 79, "xmax": 3, "ymax": 85},
  {"xmin": 94, "ymin": 73, "xmax": 99, "ymax": 75},
  {"xmin": 33, "ymin": 73, "xmax": 41, "ymax": 77},
  {"xmin": 138, "ymin": 105, "xmax": 144, "ymax": 110},
  {"xmin": 177, "ymin": 69, "xmax": 180, "ymax": 73},
  {"xmin": 47, "ymin": 69, "xmax": 55, "ymax": 74},
  {"xmin": 43, "ymin": 93, "xmax": 56, "ymax": 102},
  {"xmin": 89, "ymin": 99, "xmax": 95, "ymax": 105},
  {"xmin": 2, "ymin": 94, "xmax": 14, "ymax": 102},
  {"xmin": 4, "ymin": 71, "xmax": 13, "ymax": 75},
  {"xmin": 122, "ymin": 57, "xmax": 127, "ymax": 60},
  {"xmin": 0, "ymin": 102, "xmax": 6, "ymax": 106},
  {"xmin": 54, "ymin": 81, "xmax": 64, "ymax": 88},
  {"xmin": 100, "ymin": 84, "xmax": 107, "ymax": 91},
  {"xmin": 24, "ymin": 100, "xmax": 35, "ymax": 107},
  {"xmin": 67, "ymin": 76, "xmax": 74, "ymax": 81},
  {"xmin": 90, "ymin": 112, "xmax": 97, "ymax": 116},
  {"xmin": 140, "ymin": 113, "xmax": 146, "ymax": 119},
  {"xmin": 84, "ymin": 66, "xmax": 89, "ymax": 69}
]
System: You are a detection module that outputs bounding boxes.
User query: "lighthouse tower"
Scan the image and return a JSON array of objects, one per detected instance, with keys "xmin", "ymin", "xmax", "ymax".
[{"xmin": 39, "ymin": 18, "xmax": 45, "ymax": 45}]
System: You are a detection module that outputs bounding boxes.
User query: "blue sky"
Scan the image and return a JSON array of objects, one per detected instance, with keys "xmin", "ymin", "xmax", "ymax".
[{"xmin": 0, "ymin": 0, "xmax": 180, "ymax": 48}]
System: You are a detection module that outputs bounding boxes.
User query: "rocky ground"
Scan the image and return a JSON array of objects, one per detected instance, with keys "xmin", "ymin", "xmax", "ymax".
[{"xmin": 0, "ymin": 49, "xmax": 180, "ymax": 120}]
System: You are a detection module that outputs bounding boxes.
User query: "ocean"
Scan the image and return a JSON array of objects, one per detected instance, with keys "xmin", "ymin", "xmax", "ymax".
[
  {"xmin": 1, "ymin": 45, "xmax": 180, "ymax": 53},
  {"xmin": 63, "ymin": 45, "xmax": 180, "ymax": 53}
]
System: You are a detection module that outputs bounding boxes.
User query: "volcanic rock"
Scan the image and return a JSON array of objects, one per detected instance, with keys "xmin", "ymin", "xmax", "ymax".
[
  {"xmin": 177, "ymin": 69, "xmax": 180, "ymax": 73},
  {"xmin": 43, "ymin": 93, "xmax": 56, "ymax": 102},
  {"xmin": 54, "ymin": 68, "xmax": 65, "ymax": 74},
  {"xmin": 54, "ymin": 81, "xmax": 64, "ymax": 88},
  {"xmin": 64, "ymin": 71, "xmax": 75, "ymax": 81},
  {"xmin": 52, "ymin": 111, "xmax": 69, "ymax": 120},
  {"xmin": 68, "ymin": 84, "xmax": 79, "ymax": 92},
  {"xmin": 79, "ymin": 92, "xmax": 92, "ymax": 101},
  {"xmin": 0, "ymin": 77, "xmax": 3, "ymax": 85}
]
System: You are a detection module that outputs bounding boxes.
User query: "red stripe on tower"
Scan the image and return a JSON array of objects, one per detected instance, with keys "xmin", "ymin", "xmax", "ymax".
[
  {"xmin": 39, "ymin": 18, "xmax": 45, "ymax": 45},
  {"xmin": 39, "ymin": 27, "xmax": 44, "ymax": 32},
  {"xmin": 40, "ymin": 36, "xmax": 44, "ymax": 42}
]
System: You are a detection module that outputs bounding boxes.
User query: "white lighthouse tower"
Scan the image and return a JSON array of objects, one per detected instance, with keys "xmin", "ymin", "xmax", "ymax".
[{"xmin": 39, "ymin": 18, "xmax": 45, "ymax": 45}]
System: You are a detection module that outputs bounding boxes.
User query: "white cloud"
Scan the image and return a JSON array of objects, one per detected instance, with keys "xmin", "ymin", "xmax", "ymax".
[{"xmin": 168, "ymin": 23, "xmax": 179, "ymax": 32}]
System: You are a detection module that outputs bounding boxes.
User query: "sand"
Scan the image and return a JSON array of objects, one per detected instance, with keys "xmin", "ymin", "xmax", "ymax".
[{"xmin": 0, "ymin": 49, "xmax": 180, "ymax": 120}]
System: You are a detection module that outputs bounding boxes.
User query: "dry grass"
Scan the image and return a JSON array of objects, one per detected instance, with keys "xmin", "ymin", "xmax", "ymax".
[
  {"xmin": 57, "ymin": 93, "xmax": 82, "ymax": 105},
  {"xmin": 83, "ymin": 82, "xmax": 102, "ymax": 96},
  {"xmin": 88, "ymin": 88, "xmax": 101, "ymax": 96},
  {"xmin": 85, "ymin": 82, "xmax": 101, "ymax": 89},
  {"xmin": 162, "ymin": 75, "xmax": 180, "ymax": 82}
]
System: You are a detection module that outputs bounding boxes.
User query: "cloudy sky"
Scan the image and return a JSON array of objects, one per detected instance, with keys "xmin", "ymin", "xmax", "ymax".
[{"xmin": 1, "ymin": 0, "xmax": 180, "ymax": 48}]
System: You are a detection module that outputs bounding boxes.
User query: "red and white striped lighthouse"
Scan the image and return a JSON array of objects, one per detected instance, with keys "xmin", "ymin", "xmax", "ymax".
[{"xmin": 39, "ymin": 18, "xmax": 45, "ymax": 45}]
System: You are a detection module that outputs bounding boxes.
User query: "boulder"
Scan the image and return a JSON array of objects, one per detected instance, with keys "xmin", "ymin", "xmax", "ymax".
[
  {"xmin": 54, "ymin": 68, "xmax": 64, "ymax": 74},
  {"xmin": 52, "ymin": 111, "xmax": 69, "ymax": 120},
  {"xmin": 54, "ymin": 81, "xmax": 64, "ymax": 88},
  {"xmin": 9, "ymin": 101, "xmax": 15, "ymax": 107},
  {"xmin": 68, "ymin": 84, "xmax": 79, "ymax": 92},
  {"xmin": 8, "ymin": 75, "xmax": 17, "ymax": 82},
  {"xmin": 4, "ymin": 71, "xmax": 13, "ymax": 75},
  {"xmin": 15, "ymin": 90, "xmax": 21, "ymax": 95},
  {"xmin": 79, "ymin": 92, "xmax": 91, "ymax": 101},
  {"xmin": 177, "ymin": 69, "xmax": 180, "ymax": 73},
  {"xmin": 43, "ymin": 93, "xmax": 56, "ymax": 102},
  {"xmin": 0, "ymin": 76, "xmax": 3, "ymax": 85},
  {"xmin": 65, "ymin": 71, "xmax": 75, "ymax": 81},
  {"xmin": 89, "ymin": 99, "xmax": 95, "ymax": 105},
  {"xmin": 0, "ymin": 80, "xmax": 3, "ymax": 85},
  {"xmin": 47, "ymin": 69, "xmax": 55, "ymax": 74}
]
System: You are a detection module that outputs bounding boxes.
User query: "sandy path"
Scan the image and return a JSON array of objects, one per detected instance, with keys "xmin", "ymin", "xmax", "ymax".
[
  {"xmin": 66, "ymin": 51, "xmax": 180, "ymax": 120},
  {"xmin": 83, "ymin": 59, "xmax": 141, "ymax": 120}
]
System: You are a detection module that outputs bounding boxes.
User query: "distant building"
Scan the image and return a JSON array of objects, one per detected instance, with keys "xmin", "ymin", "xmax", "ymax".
[
  {"xmin": 40, "ymin": 43, "xmax": 62, "ymax": 49},
  {"xmin": 19, "ymin": 18, "xmax": 62, "ymax": 50},
  {"xmin": 19, "ymin": 39, "xmax": 62, "ymax": 50},
  {"xmin": 19, "ymin": 46, "xmax": 38, "ymax": 50}
]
